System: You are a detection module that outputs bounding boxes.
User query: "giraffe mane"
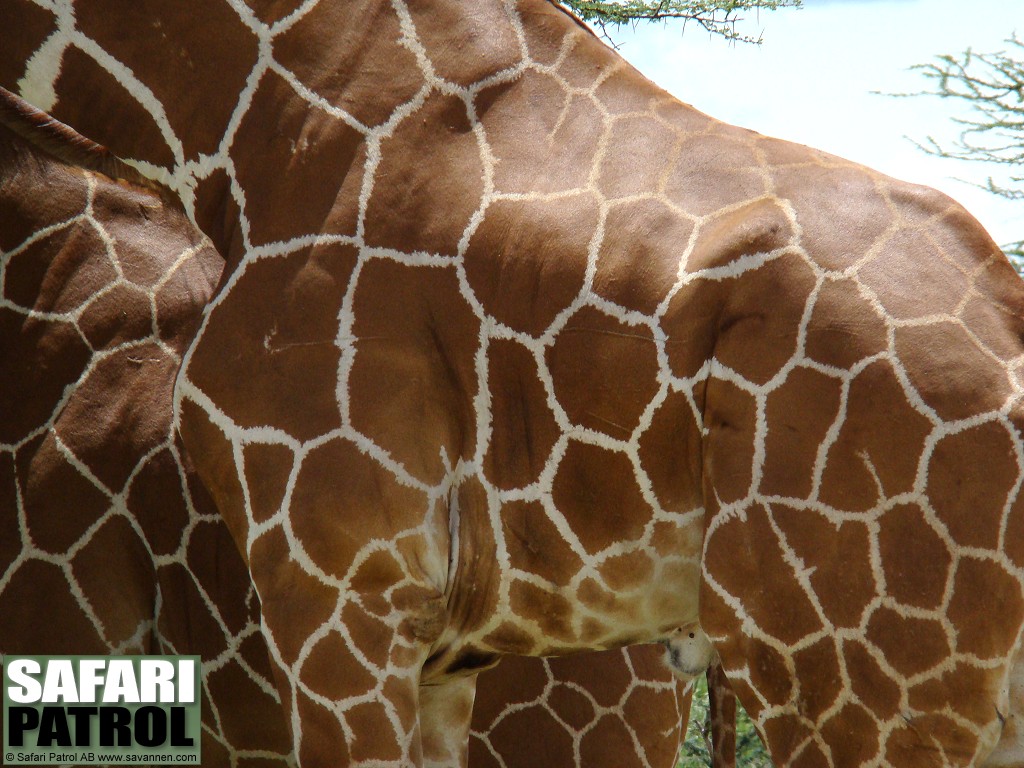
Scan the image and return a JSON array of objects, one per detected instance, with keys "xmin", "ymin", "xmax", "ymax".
[{"xmin": 0, "ymin": 85, "xmax": 176, "ymax": 204}]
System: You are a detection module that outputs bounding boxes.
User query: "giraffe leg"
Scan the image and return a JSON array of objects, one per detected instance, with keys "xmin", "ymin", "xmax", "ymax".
[
  {"xmin": 707, "ymin": 662, "xmax": 737, "ymax": 768},
  {"xmin": 420, "ymin": 676, "xmax": 476, "ymax": 768}
]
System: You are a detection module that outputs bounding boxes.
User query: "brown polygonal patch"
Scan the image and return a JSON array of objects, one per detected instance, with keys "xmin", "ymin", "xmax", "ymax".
[
  {"xmin": 0, "ymin": 560, "xmax": 104, "ymax": 653},
  {"xmin": 76, "ymin": 0, "xmax": 259, "ymax": 159},
  {"xmin": 341, "ymin": 601, "xmax": 393, "ymax": 671},
  {"xmin": 703, "ymin": 504, "xmax": 823, "ymax": 645},
  {"xmin": 623, "ymin": 683, "xmax": 686, "ymax": 767},
  {"xmin": 594, "ymin": 66, "xmax": 660, "ymax": 115},
  {"xmin": 187, "ymin": 245, "xmax": 356, "ymax": 442},
  {"xmin": 55, "ymin": 345, "xmax": 177, "ymax": 491},
  {"xmin": 660, "ymin": 275, "xmax": 725, "ymax": 379},
  {"xmin": 17, "ymin": 434, "xmax": 110, "ymax": 554},
  {"xmin": 0, "ymin": 0, "xmax": 54, "ymax": 94},
  {"xmin": 857, "ymin": 229, "xmax": 971, "ymax": 320},
  {"xmin": 884, "ymin": 713, "xmax": 979, "ymax": 768},
  {"xmin": 70, "ymin": 515, "xmax": 154, "ymax": 646},
  {"xmin": 772, "ymin": 506, "xmax": 876, "ymax": 629},
  {"xmin": 841, "ymin": 639, "xmax": 901, "ymax": 720},
  {"xmin": 597, "ymin": 115, "xmax": 680, "ymax": 199},
  {"xmin": 205, "ymin": 661, "xmax": 291, "ymax": 752},
  {"xmin": 364, "ymin": 92, "xmax": 483, "ymax": 254},
  {"xmin": 792, "ymin": 637, "xmax": 842, "ymax": 722},
  {"xmin": 487, "ymin": 705, "xmax": 575, "ymax": 768},
  {"xmin": 481, "ymin": 621, "xmax": 536, "ymax": 655},
  {"xmin": 296, "ymin": 691, "xmax": 351, "ymax": 767},
  {"xmin": 465, "ymin": 193, "xmax": 598, "ymax": 337},
  {"xmin": 248, "ymin": 527, "xmax": 337, "ymax": 667},
  {"xmin": 774, "ymin": 163, "xmax": 891, "ymax": 273},
  {"xmin": 154, "ymin": 561, "xmax": 229, "ymax": 661},
  {"xmin": 0, "ymin": 311, "xmax": 91, "ymax": 444},
  {"xmin": 501, "ymin": 500, "xmax": 583, "ymax": 588},
  {"xmin": 580, "ymin": 714, "xmax": 639, "ymax": 766},
  {"xmin": 926, "ymin": 422, "xmax": 1018, "ymax": 550},
  {"xmin": 300, "ymin": 631, "xmax": 377, "ymax": 703},
  {"xmin": 274, "ymin": 1, "xmax": 423, "ymax": 128},
  {"xmin": 664, "ymin": 130, "xmax": 768, "ymax": 218},
  {"xmin": 483, "ymin": 339, "xmax": 560, "ymax": 490},
  {"xmin": 348, "ymin": 701, "xmax": 404, "ymax": 763},
  {"xmin": 190, "ymin": 167, "xmax": 241, "ymax": 262},
  {"xmin": 548, "ymin": 683, "xmax": 594, "ymax": 730},
  {"xmin": 556, "ymin": 27, "xmax": 613, "ymax": 89},
  {"xmin": 877, "ymin": 503, "xmax": 951, "ymax": 610},
  {"xmin": 895, "ymin": 322, "xmax": 1011, "ymax": 422},
  {"xmin": 93, "ymin": 187, "xmax": 202, "ymax": 288},
  {"xmin": 819, "ymin": 360, "xmax": 932, "ymax": 512},
  {"xmin": 350, "ymin": 260, "xmax": 479, "ymax": 483},
  {"xmin": 712, "ymin": 253, "xmax": 817, "ymax": 386},
  {"xmin": 242, "ymin": 443, "xmax": 294, "ymax": 525},
  {"xmin": 509, "ymin": 581, "xmax": 575, "ymax": 642},
  {"xmin": 407, "ymin": 0, "xmax": 521, "ymax": 86},
  {"xmin": 687, "ymin": 199, "xmax": 796, "ymax": 274},
  {"xmin": 52, "ymin": 47, "xmax": 176, "ymax": 169},
  {"xmin": 3, "ymin": 224, "xmax": 114, "ymax": 313},
  {"xmin": 702, "ymin": 378, "xmax": 757, "ymax": 505},
  {"xmin": 519, "ymin": 1, "xmax": 577, "ymax": 66},
  {"xmin": 1006, "ymin": 490, "xmax": 1024, "ymax": 570},
  {"xmin": 637, "ymin": 390, "xmax": 702, "ymax": 513},
  {"xmin": 820, "ymin": 703, "xmax": 880, "ymax": 768},
  {"xmin": 947, "ymin": 557, "xmax": 1024, "ymax": 659},
  {"xmin": 598, "ymin": 550, "xmax": 654, "ymax": 592},
  {"xmin": 546, "ymin": 306, "xmax": 659, "ymax": 438},
  {"xmin": 475, "ymin": 73, "xmax": 603, "ymax": 194},
  {"xmin": 154, "ymin": 243, "xmax": 222, "ymax": 345},
  {"xmin": 233, "ymin": 71, "xmax": 365, "ymax": 245},
  {"xmin": 595, "ymin": 199, "xmax": 693, "ymax": 315},
  {"xmin": 349, "ymin": 551, "xmax": 408, "ymax": 616},
  {"xmin": 177, "ymin": 398, "xmax": 249, "ymax": 550},
  {"xmin": 128, "ymin": 451, "xmax": 189, "ymax": 556},
  {"xmin": 544, "ymin": 651, "xmax": 632, "ymax": 709},
  {"xmin": 184, "ymin": 519, "xmax": 252, "ymax": 636},
  {"xmin": 0, "ymin": 453, "xmax": 19, "ymax": 576},
  {"xmin": 791, "ymin": 741, "xmax": 831, "ymax": 768},
  {"xmin": 761, "ymin": 368, "xmax": 843, "ymax": 499},
  {"xmin": 290, "ymin": 437, "xmax": 429, "ymax": 579},
  {"xmin": 865, "ymin": 607, "xmax": 950, "ymax": 678},
  {"xmin": 472, "ymin": 653, "xmax": 549, "ymax": 726},
  {"xmin": 804, "ymin": 278, "xmax": 888, "ymax": 370},
  {"xmin": 552, "ymin": 441, "xmax": 653, "ymax": 555},
  {"xmin": 909, "ymin": 663, "xmax": 1004, "ymax": 727},
  {"xmin": 760, "ymin": 714, "xmax": 811, "ymax": 766},
  {"xmin": 745, "ymin": 636, "xmax": 795, "ymax": 708},
  {"xmin": 78, "ymin": 284, "xmax": 153, "ymax": 348}
]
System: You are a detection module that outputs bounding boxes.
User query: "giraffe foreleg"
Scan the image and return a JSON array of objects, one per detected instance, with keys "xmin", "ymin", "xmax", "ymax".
[{"xmin": 420, "ymin": 676, "xmax": 477, "ymax": 768}]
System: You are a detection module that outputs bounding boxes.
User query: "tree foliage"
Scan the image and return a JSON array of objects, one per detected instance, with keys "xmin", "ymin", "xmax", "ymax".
[
  {"xmin": 557, "ymin": 0, "xmax": 801, "ymax": 44},
  {"xmin": 899, "ymin": 35, "xmax": 1024, "ymax": 261}
]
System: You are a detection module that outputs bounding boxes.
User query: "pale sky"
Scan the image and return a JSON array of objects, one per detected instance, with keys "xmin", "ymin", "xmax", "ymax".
[{"xmin": 607, "ymin": 0, "xmax": 1024, "ymax": 249}]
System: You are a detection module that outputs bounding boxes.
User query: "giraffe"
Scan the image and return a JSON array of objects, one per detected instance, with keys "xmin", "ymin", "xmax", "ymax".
[
  {"xmin": 4, "ymin": 0, "xmax": 1023, "ymax": 766},
  {"xmin": 0, "ymin": 84, "xmax": 694, "ymax": 768},
  {"xmin": 0, "ymin": 86, "xmax": 295, "ymax": 766}
]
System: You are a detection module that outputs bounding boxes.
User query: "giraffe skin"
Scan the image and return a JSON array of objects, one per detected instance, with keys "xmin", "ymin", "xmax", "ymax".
[
  {"xmin": 0, "ymin": 94, "xmax": 295, "ymax": 766},
  {"xmin": 4, "ymin": 0, "xmax": 1024, "ymax": 766},
  {"xmin": 0, "ymin": 86, "xmax": 692, "ymax": 768}
]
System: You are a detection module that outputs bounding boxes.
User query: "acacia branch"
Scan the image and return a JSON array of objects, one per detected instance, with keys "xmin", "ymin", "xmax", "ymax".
[{"xmin": 557, "ymin": 0, "xmax": 802, "ymax": 44}]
